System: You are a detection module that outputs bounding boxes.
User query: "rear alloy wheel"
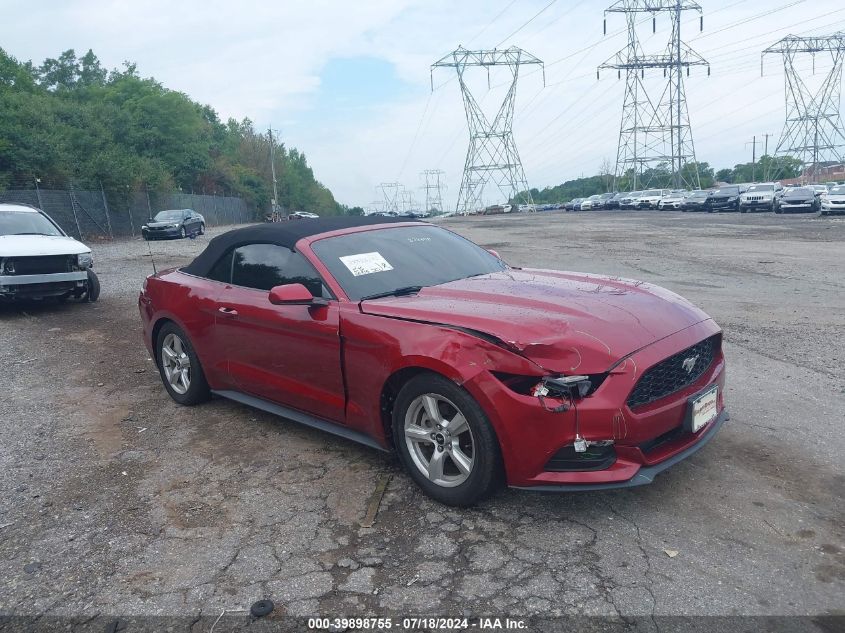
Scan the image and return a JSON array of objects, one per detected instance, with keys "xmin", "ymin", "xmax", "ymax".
[
  {"xmin": 156, "ymin": 323, "xmax": 210, "ymax": 405},
  {"xmin": 179, "ymin": 226, "xmax": 187, "ymax": 239},
  {"xmin": 393, "ymin": 373, "xmax": 502, "ymax": 506}
]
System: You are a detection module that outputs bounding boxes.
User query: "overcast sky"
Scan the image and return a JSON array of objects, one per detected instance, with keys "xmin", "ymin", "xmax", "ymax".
[{"xmin": 4, "ymin": 0, "xmax": 844, "ymax": 208}]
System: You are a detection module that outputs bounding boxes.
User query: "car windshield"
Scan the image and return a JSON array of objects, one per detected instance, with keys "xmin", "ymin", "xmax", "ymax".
[
  {"xmin": 746, "ymin": 184, "xmax": 774, "ymax": 192},
  {"xmin": 787, "ymin": 188, "xmax": 812, "ymax": 197},
  {"xmin": 629, "ymin": 191, "xmax": 643, "ymax": 197},
  {"xmin": 153, "ymin": 210, "xmax": 184, "ymax": 221},
  {"xmin": 643, "ymin": 190, "xmax": 661, "ymax": 196},
  {"xmin": 311, "ymin": 225, "xmax": 508, "ymax": 301},
  {"xmin": 713, "ymin": 187, "xmax": 739, "ymax": 195},
  {"xmin": 829, "ymin": 185, "xmax": 845, "ymax": 194},
  {"xmin": 689, "ymin": 191, "xmax": 708, "ymax": 198},
  {"xmin": 0, "ymin": 210, "xmax": 64, "ymax": 236}
]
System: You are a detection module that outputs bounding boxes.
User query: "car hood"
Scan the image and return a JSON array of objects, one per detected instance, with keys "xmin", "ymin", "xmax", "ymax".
[
  {"xmin": 0, "ymin": 234, "xmax": 89, "ymax": 257},
  {"xmin": 360, "ymin": 269, "xmax": 711, "ymax": 373},
  {"xmin": 782, "ymin": 196, "xmax": 813, "ymax": 202},
  {"xmin": 145, "ymin": 220, "xmax": 181, "ymax": 228}
]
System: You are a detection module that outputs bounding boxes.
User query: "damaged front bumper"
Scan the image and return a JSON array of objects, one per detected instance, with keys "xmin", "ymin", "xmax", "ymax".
[
  {"xmin": 462, "ymin": 319, "xmax": 727, "ymax": 490},
  {"xmin": 0, "ymin": 271, "xmax": 88, "ymax": 298},
  {"xmin": 511, "ymin": 409, "xmax": 728, "ymax": 491}
]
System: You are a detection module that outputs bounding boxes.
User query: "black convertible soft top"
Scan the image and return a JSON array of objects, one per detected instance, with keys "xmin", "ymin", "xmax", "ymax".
[{"xmin": 181, "ymin": 215, "xmax": 414, "ymax": 277}]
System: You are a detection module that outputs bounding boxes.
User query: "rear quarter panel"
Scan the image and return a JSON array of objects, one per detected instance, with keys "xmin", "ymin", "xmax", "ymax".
[{"xmin": 139, "ymin": 270, "xmax": 229, "ymax": 389}]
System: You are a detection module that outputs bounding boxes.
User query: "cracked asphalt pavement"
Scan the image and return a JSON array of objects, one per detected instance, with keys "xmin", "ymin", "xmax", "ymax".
[{"xmin": 1, "ymin": 211, "xmax": 843, "ymax": 624}]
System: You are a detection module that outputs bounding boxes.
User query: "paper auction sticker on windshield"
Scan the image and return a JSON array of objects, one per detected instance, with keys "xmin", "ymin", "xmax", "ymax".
[{"xmin": 339, "ymin": 252, "xmax": 394, "ymax": 277}]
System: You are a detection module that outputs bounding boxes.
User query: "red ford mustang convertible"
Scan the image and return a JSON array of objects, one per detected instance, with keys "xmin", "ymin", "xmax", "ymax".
[{"xmin": 139, "ymin": 217, "xmax": 727, "ymax": 506}]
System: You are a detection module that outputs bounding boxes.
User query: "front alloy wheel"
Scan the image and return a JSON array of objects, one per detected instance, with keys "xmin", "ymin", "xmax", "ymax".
[
  {"xmin": 404, "ymin": 394, "xmax": 475, "ymax": 488},
  {"xmin": 393, "ymin": 373, "xmax": 502, "ymax": 506}
]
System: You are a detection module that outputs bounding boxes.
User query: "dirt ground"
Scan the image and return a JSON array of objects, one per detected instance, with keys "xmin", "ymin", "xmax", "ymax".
[{"xmin": 1, "ymin": 211, "xmax": 843, "ymax": 627}]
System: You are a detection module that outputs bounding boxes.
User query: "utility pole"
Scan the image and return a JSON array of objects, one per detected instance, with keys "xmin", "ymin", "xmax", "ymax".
[
  {"xmin": 763, "ymin": 33, "xmax": 845, "ymax": 184},
  {"xmin": 268, "ymin": 127, "xmax": 281, "ymax": 219},
  {"xmin": 432, "ymin": 46, "xmax": 544, "ymax": 214},
  {"xmin": 761, "ymin": 132, "xmax": 773, "ymax": 180},
  {"xmin": 600, "ymin": 0, "xmax": 709, "ymax": 190},
  {"xmin": 745, "ymin": 136, "xmax": 764, "ymax": 181}
]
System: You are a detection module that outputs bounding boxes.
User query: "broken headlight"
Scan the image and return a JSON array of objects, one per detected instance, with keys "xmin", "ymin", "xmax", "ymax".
[{"xmin": 77, "ymin": 252, "xmax": 93, "ymax": 269}]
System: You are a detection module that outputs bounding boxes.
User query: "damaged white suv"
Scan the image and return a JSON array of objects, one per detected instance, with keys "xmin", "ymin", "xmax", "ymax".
[{"xmin": 0, "ymin": 203, "xmax": 100, "ymax": 303}]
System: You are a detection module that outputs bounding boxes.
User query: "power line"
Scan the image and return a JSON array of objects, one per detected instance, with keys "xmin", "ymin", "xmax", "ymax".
[{"xmin": 495, "ymin": 0, "xmax": 559, "ymax": 48}]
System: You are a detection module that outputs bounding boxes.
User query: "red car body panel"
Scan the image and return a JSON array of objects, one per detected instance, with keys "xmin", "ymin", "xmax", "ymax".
[
  {"xmin": 139, "ymin": 222, "xmax": 727, "ymax": 490},
  {"xmin": 355, "ymin": 268, "xmax": 712, "ymax": 374}
]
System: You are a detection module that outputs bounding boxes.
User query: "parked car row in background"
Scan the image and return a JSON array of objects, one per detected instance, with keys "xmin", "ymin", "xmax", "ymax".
[{"xmin": 558, "ymin": 181, "xmax": 845, "ymax": 216}]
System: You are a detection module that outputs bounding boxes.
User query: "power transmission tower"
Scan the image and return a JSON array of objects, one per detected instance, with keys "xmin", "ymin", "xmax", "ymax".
[
  {"xmin": 432, "ymin": 46, "xmax": 544, "ymax": 214},
  {"xmin": 599, "ymin": 1, "xmax": 709, "ymax": 190},
  {"xmin": 421, "ymin": 169, "xmax": 445, "ymax": 214},
  {"xmin": 762, "ymin": 33, "xmax": 845, "ymax": 183},
  {"xmin": 401, "ymin": 189, "xmax": 417, "ymax": 213},
  {"xmin": 379, "ymin": 182, "xmax": 402, "ymax": 214}
]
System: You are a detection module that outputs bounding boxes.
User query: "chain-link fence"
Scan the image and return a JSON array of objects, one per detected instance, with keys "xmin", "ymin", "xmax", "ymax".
[{"xmin": 0, "ymin": 187, "xmax": 253, "ymax": 241}]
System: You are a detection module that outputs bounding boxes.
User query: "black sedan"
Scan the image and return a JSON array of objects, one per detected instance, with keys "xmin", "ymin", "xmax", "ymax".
[
  {"xmin": 775, "ymin": 187, "xmax": 820, "ymax": 214},
  {"xmin": 142, "ymin": 209, "xmax": 205, "ymax": 240},
  {"xmin": 704, "ymin": 186, "xmax": 743, "ymax": 213}
]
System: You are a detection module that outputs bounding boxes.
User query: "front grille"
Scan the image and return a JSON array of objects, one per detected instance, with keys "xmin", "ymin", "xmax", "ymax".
[
  {"xmin": 627, "ymin": 336, "xmax": 718, "ymax": 409},
  {"xmin": 10, "ymin": 256, "xmax": 72, "ymax": 275}
]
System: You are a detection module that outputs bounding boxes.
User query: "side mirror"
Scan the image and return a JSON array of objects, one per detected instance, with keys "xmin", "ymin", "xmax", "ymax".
[
  {"xmin": 269, "ymin": 283, "xmax": 327, "ymax": 307},
  {"xmin": 487, "ymin": 248, "xmax": 501, "ymax": 259}
]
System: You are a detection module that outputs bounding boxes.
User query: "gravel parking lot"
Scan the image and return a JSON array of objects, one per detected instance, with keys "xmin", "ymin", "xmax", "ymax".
[{"xmin": 1, "ymin": 212, "xmax": 843, "ymax": 628}]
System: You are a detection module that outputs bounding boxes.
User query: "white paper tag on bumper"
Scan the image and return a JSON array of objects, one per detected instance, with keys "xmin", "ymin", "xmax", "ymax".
[{"xmin": 339, "ymin": 252, "xmax": 394, "ymax": 276}]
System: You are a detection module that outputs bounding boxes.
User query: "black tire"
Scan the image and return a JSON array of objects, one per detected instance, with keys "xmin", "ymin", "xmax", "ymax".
[
  {"xmin": 142, "ymin": 231, "xmax": 149, "ymax": 241},
  {"xmin": 740, "ymin": 206, "xmax": 747, "ymax": 214},
  {"xmin": 86, "ymin": 269, "xmax": 100, "ymax": 302},
  {"xmin": 392, "ymin": 372, "xmax": 503, "ymax": 506},
  {"xmin": 179, "ymin": 226, "xmax": 187, "ymax": 239},
  {"xmin": 199, "ymin": 223, "xmax": 205, "ymax": 235},
  {"xmin": 155, "ymin": 322, "xmax": 211, "ymax": 406}
]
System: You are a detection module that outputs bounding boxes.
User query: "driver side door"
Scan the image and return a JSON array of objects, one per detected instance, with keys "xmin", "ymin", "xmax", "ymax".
[{"xmin": 213, "ymin": 243, "xmax": 346, "ymax": 423}]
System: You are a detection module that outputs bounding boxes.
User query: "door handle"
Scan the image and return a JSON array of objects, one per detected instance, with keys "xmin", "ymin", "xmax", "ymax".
[{"xmin": 218, "ymin": 307, "xmax": 239, "ymax": 317}]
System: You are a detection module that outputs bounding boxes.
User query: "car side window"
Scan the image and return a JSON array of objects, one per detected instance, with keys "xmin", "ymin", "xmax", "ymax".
[{"xmin": 230, "ymin": 243, "xmax": 329, "ymax": 297}]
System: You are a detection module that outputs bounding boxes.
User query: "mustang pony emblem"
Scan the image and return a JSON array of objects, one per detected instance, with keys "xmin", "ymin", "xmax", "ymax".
[{"xmin": 682, "ymin": 354, "xmax": 699, "ymax": 373}]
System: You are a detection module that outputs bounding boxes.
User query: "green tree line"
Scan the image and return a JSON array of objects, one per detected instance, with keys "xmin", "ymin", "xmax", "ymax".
[{"xmin": 0, "ymin": 48, "xmax": 349, "ymax": 216}]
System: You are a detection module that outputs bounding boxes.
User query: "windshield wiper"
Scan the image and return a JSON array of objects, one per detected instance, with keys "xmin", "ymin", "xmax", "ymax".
[
  {"xmin": 11, "ymin": 232, "xmax": 50, "ymax": 236},
  {"xmin": 359, "ymin": 286, "xmax": 424, "ymax": 301}
]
